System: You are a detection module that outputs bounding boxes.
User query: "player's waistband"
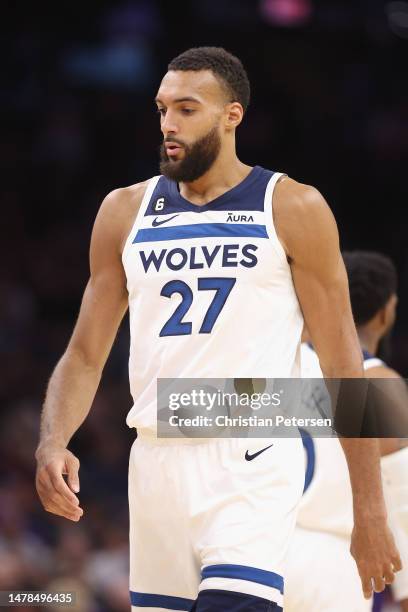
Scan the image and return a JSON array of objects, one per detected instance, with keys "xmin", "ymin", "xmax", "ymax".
[
  {"xmin": 135, "ymin": 428, "xmax": 231, "ymax": 445},
  {"xmin": 135, "ymin": 428, "xmax": 281, "ymax": 446}
]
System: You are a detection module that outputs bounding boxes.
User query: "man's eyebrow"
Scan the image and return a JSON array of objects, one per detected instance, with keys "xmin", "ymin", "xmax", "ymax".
[{"xmin": 155, "ymin": 96, "xmax": 202, "ymax": 105}]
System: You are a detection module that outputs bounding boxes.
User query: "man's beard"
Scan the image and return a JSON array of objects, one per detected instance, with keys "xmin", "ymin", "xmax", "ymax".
[{"xmin": 159, "ymin": 124, "xmax": 221, "ymax": 183}]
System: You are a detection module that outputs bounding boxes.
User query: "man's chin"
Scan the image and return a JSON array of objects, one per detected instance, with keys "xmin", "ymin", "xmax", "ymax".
[{"xmin": 160, "ymin": 159, "xmax": 185, "ymax": 181}]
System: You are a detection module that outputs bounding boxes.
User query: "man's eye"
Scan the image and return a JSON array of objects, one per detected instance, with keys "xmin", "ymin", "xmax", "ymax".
[
  {"xmin": 181, "ymin": 108, "xmax": 194, "ymax": 115},
  {"xmin": 157, "ymin": 108, "xmax": 166, "ymax": 116}
]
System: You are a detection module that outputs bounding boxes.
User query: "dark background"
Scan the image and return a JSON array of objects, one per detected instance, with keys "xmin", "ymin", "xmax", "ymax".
[{"xmin": 1, "ymin": 1, "xmax": 407, "ymax": 610}]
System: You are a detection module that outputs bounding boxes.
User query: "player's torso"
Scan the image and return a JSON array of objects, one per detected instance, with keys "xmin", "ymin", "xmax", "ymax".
[
  {"xmin": 122, "ymin": 166, "xmax": 304, "ymax": 430},
  {"xmin": 298, "ymin": 343, "xmax": 385, "ymax": 537}
]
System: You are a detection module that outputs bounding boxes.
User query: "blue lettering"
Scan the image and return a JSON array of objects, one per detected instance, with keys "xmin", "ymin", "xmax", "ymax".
[
  {"xmin": 139, "ymin": 244, "xmax": 258, "ymax": 272},
  {"xmin": 190, "ymin": 246, "xmax": 204, "ymax": 269},
  {"xmin": 139, "ymin": 249, "xmax": 166, "ymax": 272},
  {"xmin": 240, "ymin": 244, "xmax": 258, "ymax": 268},
  {"xmin": 166, "ymin": 248, "xmax": 188, "ymax": 271},
  {"xmin": 202, "ymin": 245, "xmax": 221, "ymax": 268},
  {"xmin": 222, "ymin": 244, "xmax": 239, "ymax": 267}
]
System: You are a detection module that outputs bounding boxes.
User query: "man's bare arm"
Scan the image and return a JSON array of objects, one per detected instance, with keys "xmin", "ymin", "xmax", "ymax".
[
  {"xmin": 35, "ymin": 183, "xmax": 146, "ymax": 521},
  {"xmin": 274, "ymin": 177, "xmax": 402, "ymax": 598}
]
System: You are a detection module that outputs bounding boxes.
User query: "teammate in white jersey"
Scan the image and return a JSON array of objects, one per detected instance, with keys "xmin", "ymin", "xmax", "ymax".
[
  {"xmin": 285, "ymin": 251, "xmax": 408, "ymax": 612},
  {"xmin": 35, "ymin": 47, "xmax": 400, "ymax": 611}
]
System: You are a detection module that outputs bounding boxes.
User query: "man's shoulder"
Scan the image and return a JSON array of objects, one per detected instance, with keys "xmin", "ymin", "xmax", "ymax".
[
  {"xmin": 93, "ymin": 178, "xmax": 155, "ymax": 253},
  {"xmin": 274, "ymin": 176, "xmax": 328, "ymax": 219},
  {"xmin": 273, "ymin": 177, "xmax": 336, "ymax": 258}
]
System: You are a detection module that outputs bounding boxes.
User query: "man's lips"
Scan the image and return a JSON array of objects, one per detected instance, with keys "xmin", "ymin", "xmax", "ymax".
[{"xmin": 165, "ymin": 142, "xmax": 183, "ymax": 157}]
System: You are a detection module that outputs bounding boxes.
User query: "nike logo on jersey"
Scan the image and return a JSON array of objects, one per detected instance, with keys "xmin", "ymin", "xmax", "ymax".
[
  {"xmin": 245, "ymin": 444, "xmax": 274, "ymax": 461},
  {"xmin": 152, "ymin": 214, "xmax": 180, "ymax": 227}
]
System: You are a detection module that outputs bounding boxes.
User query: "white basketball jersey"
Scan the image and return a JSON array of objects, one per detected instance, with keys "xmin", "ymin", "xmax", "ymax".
[
  {"xmin": 297, "ymin": 343, "xmax": 384, "ymax": 536},
  {"xmin": 121, "ymin": 167, "xmax": 304, "ymax": 434}
]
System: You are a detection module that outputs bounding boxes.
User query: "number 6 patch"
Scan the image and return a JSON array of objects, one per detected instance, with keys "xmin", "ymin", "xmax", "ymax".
[{"xmin": 154, "ymin": 197, "xmax": 165, "ymax": 211}]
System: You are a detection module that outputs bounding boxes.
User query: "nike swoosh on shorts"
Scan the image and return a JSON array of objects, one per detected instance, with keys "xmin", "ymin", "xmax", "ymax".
[{"xmin": 245, "ymin": 444, "xmax": 274, "ymax": 461}]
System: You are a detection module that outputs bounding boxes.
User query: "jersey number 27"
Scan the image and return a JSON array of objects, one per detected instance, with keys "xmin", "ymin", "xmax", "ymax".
[{"xmin": 160, "ymin": 277, "xmax": 236, "ymax": 337}]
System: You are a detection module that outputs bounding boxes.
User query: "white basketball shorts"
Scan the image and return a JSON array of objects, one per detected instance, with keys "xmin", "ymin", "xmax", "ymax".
[{"xmin": 128, "ymin": 436, "xmax": 304, "ymax": 611}]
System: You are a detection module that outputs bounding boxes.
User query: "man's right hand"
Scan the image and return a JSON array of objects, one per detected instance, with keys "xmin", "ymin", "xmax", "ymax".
[
  {"xmin": 35, "ymin": 446, "xmax": 83, "ymax": 521},
  {"xmin": 351, "ymin": 515, "xmax": 402, "ymax": 599}
]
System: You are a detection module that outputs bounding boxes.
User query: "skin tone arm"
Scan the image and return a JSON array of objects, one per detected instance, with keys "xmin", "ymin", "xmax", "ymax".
[
  {"xmin": 35, "ymin": 183, "xmax": 146, "ymax": 521},
  {"xmin": 273, "ymin": 177, "xmax": 402, "ymax": 599}
]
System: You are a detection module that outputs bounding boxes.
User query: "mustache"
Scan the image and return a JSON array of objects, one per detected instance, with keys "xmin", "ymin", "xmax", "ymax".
[{"xmin": 163, "ymin": 138, "xmax": 186, "ymax": 147}]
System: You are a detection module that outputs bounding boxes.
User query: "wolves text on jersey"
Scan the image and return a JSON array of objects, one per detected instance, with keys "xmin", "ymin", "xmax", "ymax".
[{"xmin": 139, "ymin": 243, "xmax": 258, "ymax": 272}]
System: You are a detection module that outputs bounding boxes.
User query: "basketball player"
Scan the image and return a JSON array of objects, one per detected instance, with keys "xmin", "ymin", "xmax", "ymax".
[
  {"xmin": 35, "ymin": 48, "xmax": 400, "ymax": 611},
  {"xmin": 285, "ymin": 251, "xmax": 408, "ymax": 612}
]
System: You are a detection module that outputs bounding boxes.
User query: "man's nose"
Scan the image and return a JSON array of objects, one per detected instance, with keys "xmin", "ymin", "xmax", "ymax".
[{"xmin": 161, "ymin": 110, "xmax": 179, "ymax": 136}]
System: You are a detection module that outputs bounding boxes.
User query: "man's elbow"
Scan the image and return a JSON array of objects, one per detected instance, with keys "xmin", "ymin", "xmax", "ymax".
[
  {"xmin": 318, "ymin": 349, "xmax": 364, "ymax": 378},
  {"xmin": 63, "ymin": 344, "xmax": 105, "ymax": 377}
]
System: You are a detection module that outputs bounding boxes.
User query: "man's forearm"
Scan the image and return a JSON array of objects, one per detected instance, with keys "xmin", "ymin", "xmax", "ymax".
[
  {"xmin": 37, "ymin": 349, "xmax": 102, "ymax": 453},
  {"xmin": 340, "ymin": 437, "xmax": 387, "ymax": 520},
  {"xmin": 321, "ymin": 349, "xmax": 386, "ymax": 517}
]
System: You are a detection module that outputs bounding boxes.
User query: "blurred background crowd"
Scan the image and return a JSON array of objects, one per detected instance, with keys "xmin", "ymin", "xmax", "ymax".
[{"xmin": 1, "ymin": 0, "xmax": 407, "ymax": 609}]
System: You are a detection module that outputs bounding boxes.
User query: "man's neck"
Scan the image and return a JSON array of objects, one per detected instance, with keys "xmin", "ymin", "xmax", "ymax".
[
  {"xmin": 357, "ymin": 328, "xmax": 379, "ymax": 357},
  {"xmin": 179, "ymin": 155, "xmax": 252, "ymax": 206}
]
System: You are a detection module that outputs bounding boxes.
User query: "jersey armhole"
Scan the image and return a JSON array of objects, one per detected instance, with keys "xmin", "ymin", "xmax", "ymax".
[
  {"xmin": 263, "ymin": 172, "xmax": 288, "ymax": 264},
  {"xmin": 121, "ymin": 175, "xmax": 161, "ymax": 266}
]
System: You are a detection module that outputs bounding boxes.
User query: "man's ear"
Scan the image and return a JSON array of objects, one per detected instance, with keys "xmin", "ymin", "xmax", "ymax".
[
  {"xmin": 378, "ymin": 305, "xmax": 387, "ymax": 326},
  {"xmin": 383, "ymin": 294, "xmax": 397, "ymax": 329},
  {"xmin": 224, "ymin": 102, "xmax": 244, "ymax": 130}
]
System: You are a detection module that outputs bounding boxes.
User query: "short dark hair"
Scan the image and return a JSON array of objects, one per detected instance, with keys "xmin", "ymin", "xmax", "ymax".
[
  {"xmin": 168, "ymin": 47, "xmax": 250, "ymax": 112},
  {"xmin": 342, "ymin": 251, "xmax": 398, "ymax": 326}
]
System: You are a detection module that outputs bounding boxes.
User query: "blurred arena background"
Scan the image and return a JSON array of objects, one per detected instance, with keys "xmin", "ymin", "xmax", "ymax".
[{"xmin": 1, "ymin": 1, "xmax": 407, "ymax": 610}]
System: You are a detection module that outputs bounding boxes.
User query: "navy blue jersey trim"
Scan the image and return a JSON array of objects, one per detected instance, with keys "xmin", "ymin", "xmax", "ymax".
[
  {"xmin": 130, "ymin": 591, "xmax": 193, "ymax": 610},
  {"xmin": 201, "ymin": 564, "xmax": 284, "ymax": 594},
  {"xmin": 133, "ymin": 223, "xmax": 268, "ymax": 243},
  {"xmin": 193, "ymin": 589, "xmax": 282, "ymax": 611},
  {"xmin": 168, "ymin": 166, "xmax": 266, "ymax": 211},
  {"xmin": 145, "ymin": 167, "xmax": 275, "ymax": 216},
  {"xmin": 299, "ymin": 428, "xmax": 315, "ymax": 493}
]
